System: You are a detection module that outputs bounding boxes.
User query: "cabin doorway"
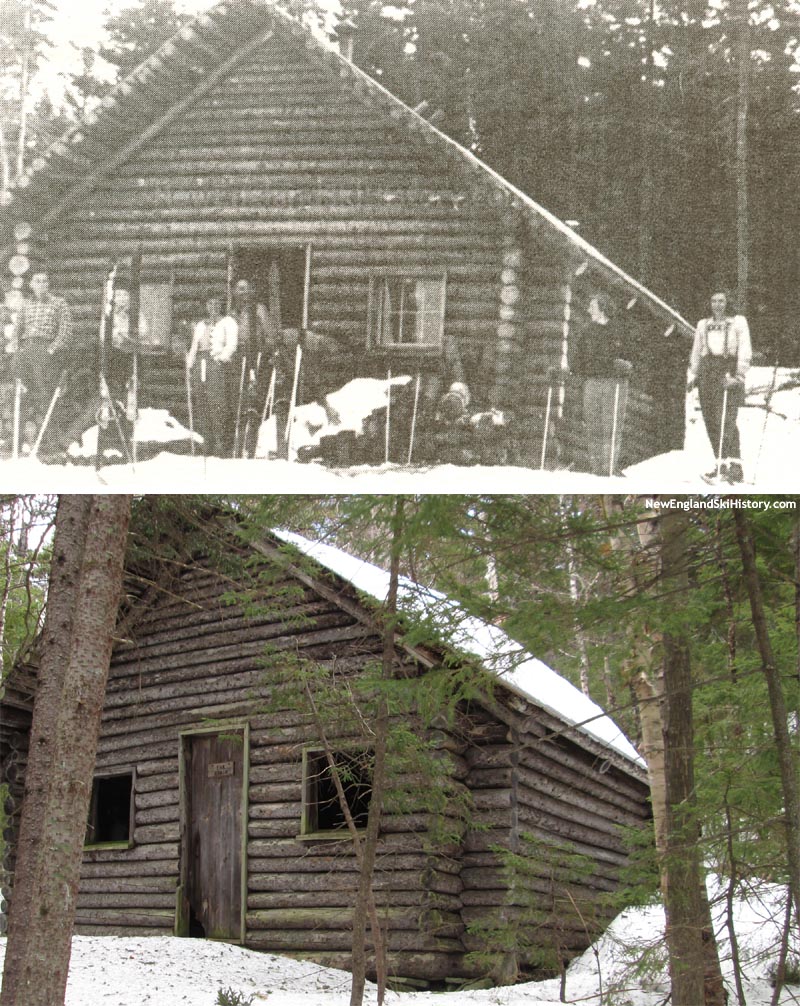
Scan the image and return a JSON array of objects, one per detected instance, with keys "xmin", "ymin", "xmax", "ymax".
[
  {"xmin": 232, "ymin": 246, "xmax": 311, "ymax": 330},
  {"xmin": 179, "ymin": 726, "xmax": 248, "ymax": 942}
]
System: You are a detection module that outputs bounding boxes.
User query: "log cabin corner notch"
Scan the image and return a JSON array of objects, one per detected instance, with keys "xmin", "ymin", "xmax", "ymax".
[
  {"xmin": 0, "ymin": 0, "xmax": 695, "ymax": 469},
  {"xmin": 1, "ymin": 523, "xmax": 650, "ymax": 987}
]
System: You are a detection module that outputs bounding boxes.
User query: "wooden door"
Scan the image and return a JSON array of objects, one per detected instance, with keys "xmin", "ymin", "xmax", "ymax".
[{"xmin": 184, "ymin": 730, "xmax": 245, "ymax": 941}]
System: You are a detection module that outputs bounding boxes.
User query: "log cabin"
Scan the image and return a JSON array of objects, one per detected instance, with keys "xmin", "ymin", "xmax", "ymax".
[
  {"xmin": 0, "ymin": 0, "xmax": 694, "ymax": 469},
  {"xmin": 1, "ymin": 521, "xmax": 650, "ymax": 986}
]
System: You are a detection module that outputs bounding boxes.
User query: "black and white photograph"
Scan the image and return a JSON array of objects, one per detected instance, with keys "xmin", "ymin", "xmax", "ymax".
[{"xmin": 0, "ymin": 0, "xmax": 797, "ymax": 490}]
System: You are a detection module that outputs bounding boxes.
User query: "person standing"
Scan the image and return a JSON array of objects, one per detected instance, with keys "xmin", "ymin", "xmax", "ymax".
[
  {"xmin": 11, "ymin": 271, "xmax": 72, "ymax": 449},
  {"xmin": 569, "ymin": 292, "xmax": 632, "ymax": 476},
  {"xmin": 687, "ymin": 290, "xmax": 751, "ymax": 483},
  {"xmin": 187, "ymin": 295, "xmax": 238, "ymax": 456}
]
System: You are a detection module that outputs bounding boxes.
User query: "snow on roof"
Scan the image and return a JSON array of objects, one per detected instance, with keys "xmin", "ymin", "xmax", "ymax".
[{"xmin": 275, "ymin": 529, "xmax": 645, "ymax": 768}]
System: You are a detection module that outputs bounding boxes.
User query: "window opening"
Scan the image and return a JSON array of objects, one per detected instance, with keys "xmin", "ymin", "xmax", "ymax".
[
  {"xmin": 86, "ymin": 773, "xmax": 134, "ymax": 845},
  {"xmin": 370, "ymin": 274, "xmax": 446, "ymax": 348},
  {"xmin": 303, "ymin": 749, "xmax": 372, "ymax": 833}
]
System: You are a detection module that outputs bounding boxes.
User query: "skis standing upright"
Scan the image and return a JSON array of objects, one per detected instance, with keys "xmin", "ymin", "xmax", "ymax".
[
  {"xmin": 95, "ymin": 262, "xmax": 132, "ymax": 469},
  {"xmin": 126, "ymin": 247, "xmax": 142, "ymax": 463}
]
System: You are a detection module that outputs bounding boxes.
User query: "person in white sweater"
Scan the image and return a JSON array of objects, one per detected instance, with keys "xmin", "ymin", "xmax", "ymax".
[
  {"xmin": 186, "ymin": 296, "xmax": 238, "ymax": 456},
  {"xmin": 687, "ymin": 290, "xmax": 751, "ymax": 483}
]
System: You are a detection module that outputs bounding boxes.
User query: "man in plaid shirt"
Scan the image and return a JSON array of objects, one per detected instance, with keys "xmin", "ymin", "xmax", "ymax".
[{"xmin": 12, "ymin": 271, "xmax": 73, "ymax": 440}]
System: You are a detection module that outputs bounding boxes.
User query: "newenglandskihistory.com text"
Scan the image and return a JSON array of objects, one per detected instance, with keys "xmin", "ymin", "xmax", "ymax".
[{"xmin": 645, "ymin": 497, "xmax": 797, "ymax": 511}]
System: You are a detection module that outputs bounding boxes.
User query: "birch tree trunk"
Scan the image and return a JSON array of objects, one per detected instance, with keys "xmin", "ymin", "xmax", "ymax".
[
  {"xmin": 606, "ymin": 496, "xmax": 725, "ymax": 1006},
  {"xmin": 0, "ymin": 494, "xmax": 132, "ymax": 1006}
]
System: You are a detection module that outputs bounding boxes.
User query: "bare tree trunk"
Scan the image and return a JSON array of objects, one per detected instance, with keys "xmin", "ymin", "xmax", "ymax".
[
  {"xmin": 659, "ymin": 508, "xmax": 708, "ymax": 1006},
  {"xmin": 733, "ymin": 0, "xmax": 750, "ymax": 313},
  {"xmin": 0, "ymin": 498, "xmax": 18, "ymax": 665},
  {"xmin": 638, "ymin": 0, "xmax": 657, "ymax": 285},
  {"xmin": 16, "ymin": 1, "xmax": 32, "ymax": 182},
  {"xmin": 733, "ymin": 508, "xmax": 800, "ymax": 926},
  {"xmin": 793, "ymin": 513, "xmax": 800, "ymax": 685},
  {"xmin": 0, "ymin": 495, "xmax": 132, "ymax": 1006},
  {"xmin": 350, "ymin": 496, "xmax": 404, "ymax": 1006},
  {"xmin": 566, "ymin": 539, "xmax": 591, "ymax": 697}
]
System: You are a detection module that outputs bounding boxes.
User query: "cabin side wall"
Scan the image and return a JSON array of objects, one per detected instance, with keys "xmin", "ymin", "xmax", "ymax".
[{"xmin": 460, "ymin": 703, "xmax": 650, "ymax": 979}]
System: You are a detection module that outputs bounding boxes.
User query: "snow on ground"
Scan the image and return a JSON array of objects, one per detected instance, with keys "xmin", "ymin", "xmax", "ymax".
[
  {"xmin": 2, "ymin": 886, "xmax": 798, "ymax": 1005},
  {"xmin": 0, "ymin": 367, "xmax": 797, "ymax": 491}
]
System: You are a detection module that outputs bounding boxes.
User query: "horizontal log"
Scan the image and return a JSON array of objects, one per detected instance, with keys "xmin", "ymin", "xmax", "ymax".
[
  {"xmin": 240, "ymin": 927, "xmax": 463, "ymax": 954},
  {"xmin": 78, "ymin": 876, "xmax": 177, "ymax": 894},
  {"xmin": 135, "ymin": 804, "xmax": 179, "ymax": 826},
  {"xmin": 246, "ymin": 889, "xmax": 462, "ymax": 912},
  {"xmin": 134, "ymin": 823, "xmax": 180, "ymax": 844},
  {"xmin": 260, "ymin": 947, "xmax": 475, "ymax": 981},
  {"xmin": 245, "ymin": 906, "xmax": 462, "ymax": 938},
  {"xmin": 74, "ymin": 925, "xmax": 170, "ymax": 937},
  {"xmin": 135, "ymin": 772, "xmax": 179, "ymax": 794},
  {"xmin": 82, "ymin": 842, "xmax": 178, "ymax": 864},
  {"xmin": 76, "ymin": 892, "xmax": 176, "ymax": 910},
  {"xmin": 135, "ymin": 789, "xmax": 176, "ymax": 810},
  {"xmin": 74, "ymin": 909, "xmax": 175, "ymax": 927},
  {"xmin": 80, "ymin": 859, "xmax": 178, "ymax": 879}
]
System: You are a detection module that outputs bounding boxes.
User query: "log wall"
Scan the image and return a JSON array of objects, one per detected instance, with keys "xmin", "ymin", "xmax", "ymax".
[
  {"xmin": 78, "ymin": 557, "xmax": 474, "ymax": 982},
  {"xmin": 39, "ymin": 35, "xmax": 510, "ymax": 412},
  {"xmin": 460, "ymin": 702, "xmax": 650, "ymax": 978},
  {"xmin": 3, "ymin": 541, "xmax": 650, "ymax": 984}
]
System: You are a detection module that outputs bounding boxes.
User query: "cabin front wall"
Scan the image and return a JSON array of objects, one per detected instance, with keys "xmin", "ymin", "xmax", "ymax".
[
  {"xmin": 79, "ymin": 561, "xmax": 470, "ymax": 983},
  {"xmin": 20, "ymin": 33, "xmax": 523, "ymax": 428}
]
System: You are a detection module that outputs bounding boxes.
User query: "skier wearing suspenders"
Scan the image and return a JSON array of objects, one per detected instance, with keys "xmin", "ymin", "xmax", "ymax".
[{"xmin": 688, "ymin": 290, "xmax": 751, "ymax": 484}]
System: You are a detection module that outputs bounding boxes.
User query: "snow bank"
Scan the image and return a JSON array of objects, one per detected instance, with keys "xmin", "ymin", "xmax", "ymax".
[{"xmin": 2, "ymin": 884, "xmax": 798, "ymax": 1005}]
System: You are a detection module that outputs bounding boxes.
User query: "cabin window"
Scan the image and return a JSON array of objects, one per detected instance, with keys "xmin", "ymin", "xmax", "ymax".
[
  {"xmin": 301, "ymin": 748, "xmax": 372, "ymax": 836},
  {"xmin": 368, "ymin": 274, "xmax": 446, "ymax": 348},
  {"xmin": 85, "ymin": 772, "xmax": 134, "ymax": 847}
]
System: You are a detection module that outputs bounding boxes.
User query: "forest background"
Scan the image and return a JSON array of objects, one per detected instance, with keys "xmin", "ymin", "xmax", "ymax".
[
  {"xmin": 1, "ymin": 0, "xmax": 799, "ymax": 360},
  {"xmin": 1, "ymin": 493, "xmax": 800, "ymax": 1006}
]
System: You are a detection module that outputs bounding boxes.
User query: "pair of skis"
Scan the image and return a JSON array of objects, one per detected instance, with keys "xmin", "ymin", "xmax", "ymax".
[{"xmin": 94, "ymin": 252, "xmax": 141, "ymax": 469}]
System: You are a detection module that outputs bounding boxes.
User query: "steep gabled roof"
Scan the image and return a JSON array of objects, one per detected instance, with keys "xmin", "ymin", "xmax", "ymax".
[
  {"xmin": 3, "ymin": 0, "xmax": 693, "ymax": 336},
  {"xmin": 273, "ymin": 529, "xmax": 646, "ymax": 774}
]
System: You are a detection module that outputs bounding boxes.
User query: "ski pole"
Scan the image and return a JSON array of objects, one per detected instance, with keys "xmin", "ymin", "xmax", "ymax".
[
  {"xmin": 608, "ymin": 381, "xmax": 621, "ymax": 478},
  {"xmin": 384, "ymin": 368, "xmax": 392, "ymax": 464},
  {"xmin": 31, "ymin": 371, "xmax": 67, "ymax": 459},
  {"xmin": 242, "ymin": 351, "xmax": 263, "ymax": 459},
  {"xmin": 185, "ymin": 356, "xmax": 195, "ymax": 457},
  {"xmin": 716, "ymin": 383, "xmax": 729, "ymax": 481},
  {"xmin": 261, "ymin": 365, "xmax": 277, "ymax": 425},
  {"xmin": 232, "ymin": 355, "xmax": 247, "ymax": 458},
  {"xmin": 407, "ymin": 372, "xmax": 421, "ymax": 465},
  {"xmin": 11, "ymin": 378, "xmax": 23, "ymax": 460},
  {"xmin": 541, "ymin": 382, "xmax": 553, "ymax": 471},
  {"xmin": 285, "ymin": 343, "xmax": 303, "ymax": 459}
]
